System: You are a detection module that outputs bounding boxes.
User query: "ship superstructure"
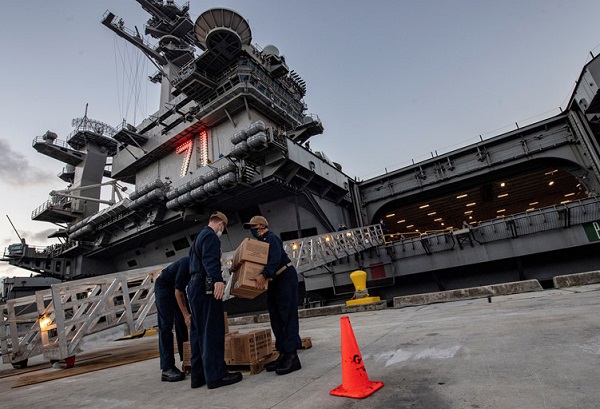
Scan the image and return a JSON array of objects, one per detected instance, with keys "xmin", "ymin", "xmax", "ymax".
[
  {"xmin": 3, "ymin": 1, "xmax": 600, "ymax": 303},
  {"xmin": 5, "ymin": 1, "xmax": 349, "ymax": 284}
]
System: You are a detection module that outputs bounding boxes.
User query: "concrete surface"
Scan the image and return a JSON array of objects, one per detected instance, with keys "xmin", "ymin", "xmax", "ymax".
[{"xmin": 2, "ymin": 284, "xmax": 600, "ymax": 409}]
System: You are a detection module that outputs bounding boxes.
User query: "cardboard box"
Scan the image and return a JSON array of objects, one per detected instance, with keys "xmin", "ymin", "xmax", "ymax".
[
  {"xmin": 182, "ymin": 341, "xmax": 191, "ymax": 365},
  {"xmin": 224, "ymin": 333, "xmax": 233, "ymax": 364},
  {"xmin": 231, "ymin": 261, "xmax": 268, "ymax": 299},
  {"xmin": 232, "ymin": 238, "xmax": 270, "ymax": 270},
  {"xmin": 229, "ymin": 329, "xmax": 272, "ymax": 364}
]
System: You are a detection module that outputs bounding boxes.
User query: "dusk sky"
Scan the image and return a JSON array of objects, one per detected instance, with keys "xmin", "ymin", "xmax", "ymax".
[{"xmin": 1, "ymin": 0, "xmax": 599, "ymax": 278}]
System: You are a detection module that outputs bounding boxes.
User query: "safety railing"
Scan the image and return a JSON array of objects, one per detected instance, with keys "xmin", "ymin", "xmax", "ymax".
[
  {"xmin": 41, "ymin": 269, "xmax": 159, "ymax": 361},
  {"xmin": 0, "ymin": 267, "xmax": 160, "ymax": 366},
  {"xmin": 0, "ymin": 290, "xmax": 52, "ymax": 367},
  {"xmin": 283, "ymin": 224, "xmax": 385, "ymax": 273}
]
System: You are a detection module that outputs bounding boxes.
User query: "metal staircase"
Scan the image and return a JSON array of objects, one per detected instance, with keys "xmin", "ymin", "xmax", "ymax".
[{"xmin": 1, "ymin": 225, "xmax": 384, "ymax": 368}]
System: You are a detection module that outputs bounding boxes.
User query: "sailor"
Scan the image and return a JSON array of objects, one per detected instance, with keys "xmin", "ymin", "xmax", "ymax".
[
  {"xmin": 187, "ymin": 211, "xmax": 242, "ymax": 389},
  {"xmin": 243, "ymin": 215, "xmax": 302, "ymax": 375},
  {"xmin": 154, "ymin": 256, "xmax": 189, "ymax": 382}
]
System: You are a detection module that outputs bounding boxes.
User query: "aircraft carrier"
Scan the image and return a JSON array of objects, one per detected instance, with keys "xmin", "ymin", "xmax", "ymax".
[{"xmin": 2, "ymin": 0, "xmax": 600, "ymax": 305}]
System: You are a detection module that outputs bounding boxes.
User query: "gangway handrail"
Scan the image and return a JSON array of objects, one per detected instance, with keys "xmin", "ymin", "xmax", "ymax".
[
  {"xmin": 282, "ymin": 224, "xmax": 385, "ymax": 274},
  {"xmin": 40, "ymin": 269, "xmax": 159, "ymax": 361}
]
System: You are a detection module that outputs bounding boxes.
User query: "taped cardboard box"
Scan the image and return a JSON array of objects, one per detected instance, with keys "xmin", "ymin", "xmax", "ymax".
[
  {"xmin": 229, "ymin": 329, "xmax": 272, "ymax": 364},
  {"xmin": 232, "ymin": 238, "xmax": 269, "ymax": 270},
  {"xmin": 231, "ymin": 261, "xmax": 268, "ymax": 299}
]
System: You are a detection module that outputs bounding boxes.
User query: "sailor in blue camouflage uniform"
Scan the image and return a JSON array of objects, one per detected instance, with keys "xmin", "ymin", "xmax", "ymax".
[
  {"xmin": 243, "ymin": 215, "xmax": 302, "ymax": 375},
  {"xmin": 154, "ymin": 256, "xmax": 189, "ymax": 382},
  {"xmin": 187, "ymin": 211, "xmax": 242, "ymax": 389}
]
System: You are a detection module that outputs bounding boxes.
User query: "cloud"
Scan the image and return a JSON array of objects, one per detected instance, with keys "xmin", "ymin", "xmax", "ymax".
[
  {"xmin": 1, "ymin": 228, "xmax": 58, "ymax": 247},
  {"xmin": 0, "ymin": 139, "xmax": 55, "ymax": 185},
  {"xmin": 30, "ymin": 229, "xmax": 59, "ymax": 242}
]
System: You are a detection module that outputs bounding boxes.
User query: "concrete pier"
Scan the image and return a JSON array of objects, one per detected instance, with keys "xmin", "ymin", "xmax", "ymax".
[{"xmin": 1, "ymin": 282, "xmax": 599, "ymax": 408}]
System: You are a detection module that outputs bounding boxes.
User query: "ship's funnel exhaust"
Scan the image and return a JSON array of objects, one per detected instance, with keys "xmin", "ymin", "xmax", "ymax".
[{"xmin": 194, "ymin": 8, "xmax": 251, "ymax": 59}]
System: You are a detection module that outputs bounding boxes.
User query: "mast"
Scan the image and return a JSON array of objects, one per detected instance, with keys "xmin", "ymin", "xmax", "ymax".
[{"xmin": 101, "ymin": 1, "xmax": 196, "ymax": 108}]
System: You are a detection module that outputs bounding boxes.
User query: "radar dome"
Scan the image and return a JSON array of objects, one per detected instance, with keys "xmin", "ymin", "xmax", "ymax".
[{"xmin": 263, "ymin": 44, "xmax": 280, "ymax": 56}]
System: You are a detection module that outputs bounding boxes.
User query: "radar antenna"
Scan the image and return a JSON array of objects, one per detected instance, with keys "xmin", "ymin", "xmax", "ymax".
[{"xmin": 72, "ymin": 104, "xmax": 116, "ymax": 137}]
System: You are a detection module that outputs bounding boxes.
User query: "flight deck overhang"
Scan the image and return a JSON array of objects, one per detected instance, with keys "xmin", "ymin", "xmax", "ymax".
[
  {"xmin": 569, "ymin": 53, "xmax": 600, "ymax": 115},
  {"xmin": 357, "ymin": 112, "xmax": 600, "ymax": 235},
  {"xmin": 359, "ymin": 113, "xmax": 574, "ymax": 198}
]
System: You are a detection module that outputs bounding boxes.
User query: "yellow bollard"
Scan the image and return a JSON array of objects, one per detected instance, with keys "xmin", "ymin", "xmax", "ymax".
[
  {"xmin": 349, "ymin": 270, "xmax": 367, "ymax": 291},
  {"xmin": 345, "ymin": 270, "xmax": 381, "ymax": 306}
]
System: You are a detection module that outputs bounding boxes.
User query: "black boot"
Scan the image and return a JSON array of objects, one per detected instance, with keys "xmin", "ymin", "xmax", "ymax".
[
  {"xmin": 162, "ymin": 367, "xmax": 185, "ymax": 382},
  {"xmin": 275, "ymin": 352, "xmax": 301, "ymax": 375},
  {"xmin": 191, "ymin": 376, "xmax": 206, "ymax": 389},
  {"xmin": 206, "ymin": 371, "xmax": 243, "ymax": 389},
  {"xmin": 265, "ymin": 352, "xmax": 286, "ymax": 372}
]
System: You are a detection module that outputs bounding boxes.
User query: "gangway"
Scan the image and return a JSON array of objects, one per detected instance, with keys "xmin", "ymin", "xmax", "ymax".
[
  {"xmin": 283, "ymin": 224, "xmax": 385, "ymax": 273},
  {"xmin": 1, "ymin": 267, "xmax": 161, "ymax": 368},
  {"xmin": 1, "ymin": 225, "xmax": 384, "ymax": 368}
]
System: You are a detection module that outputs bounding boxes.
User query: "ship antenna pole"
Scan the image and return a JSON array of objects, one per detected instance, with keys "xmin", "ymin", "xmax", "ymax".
[{"xmin": 6, "ymin": 215, "xmax": 24, "ymax": 243}]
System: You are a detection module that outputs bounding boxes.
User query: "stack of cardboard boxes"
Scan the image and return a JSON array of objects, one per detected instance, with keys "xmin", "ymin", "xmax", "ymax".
[
  {"xmin": 230, "ymin": 238, "xmax": 270, "ymax": 299},
  {"xmin": 183, "ymin": 312, "xmax": 273, "ymax": 368}
]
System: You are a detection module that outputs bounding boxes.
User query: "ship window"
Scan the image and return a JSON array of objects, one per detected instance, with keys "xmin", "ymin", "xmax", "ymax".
[
  {"xmin": 127, "ymin": 259, "xmax": 138, "ymax": 267},
  {"xmin": 172, "ymin": 237, "xmax": 190, "ymax": 251},
  {"xmin": 309, "ymin": 161, "xmax": 315, "ymax": 171},
  {"xmin": 165, "ymin": 250, "xmax": 176, "ymax": 258}
]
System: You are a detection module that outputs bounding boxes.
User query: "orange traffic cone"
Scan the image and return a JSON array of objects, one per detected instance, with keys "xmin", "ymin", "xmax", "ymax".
[{"xmin": 330, "ymin": 315, "xmax": 384, "ymax": 399}]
